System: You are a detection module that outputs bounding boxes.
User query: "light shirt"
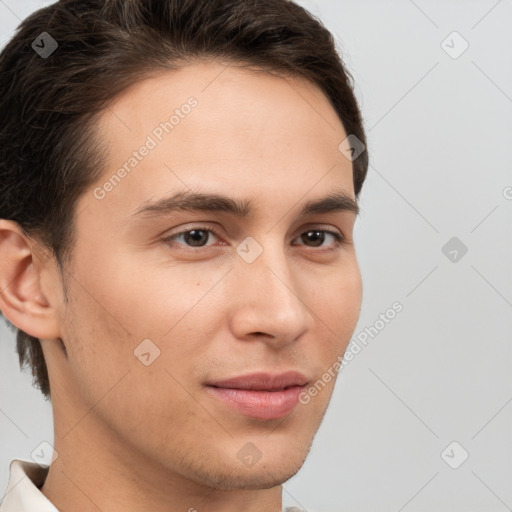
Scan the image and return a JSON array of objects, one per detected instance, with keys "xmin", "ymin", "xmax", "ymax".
[
  {"xmin": 0, "ymin": 460, "xmax": 57, "ymax": 512},
  {"xmin": 0, "ymin": 459, "xmax": 305, "ymax": 512}
]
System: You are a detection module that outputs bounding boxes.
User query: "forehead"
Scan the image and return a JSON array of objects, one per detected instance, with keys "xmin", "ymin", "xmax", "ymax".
[
  {"xmin": 95, "ymin": 59, "xmax": 348, "ymax": 158},
  {"xmin": 80, "ymin": 60, "xmax": 354, "ymax": 225}
]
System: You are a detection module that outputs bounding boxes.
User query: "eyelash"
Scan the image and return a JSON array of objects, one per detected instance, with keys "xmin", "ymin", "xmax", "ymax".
[{"xmin": 161, "ymin": 224, "xmax": 345, "ymax": 253}]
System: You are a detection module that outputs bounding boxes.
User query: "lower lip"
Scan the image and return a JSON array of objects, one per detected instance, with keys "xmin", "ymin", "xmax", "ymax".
[{"xmin": 205, "ymin": 385, "xmax": 305, "ymax": 420}]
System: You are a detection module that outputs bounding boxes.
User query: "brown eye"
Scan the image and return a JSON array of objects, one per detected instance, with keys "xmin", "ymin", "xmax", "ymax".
[
  {"xmin": 180, "ymin": 229, "xmax": 210, "ymax": 247},
  {"xmin": 301, "ymin": 230, "xmax": 325, "ymax": 247},
  {"xmin": 294, "ymin": 229, "xmax": 343, "ymax": 249},
  {"xmin": 162, "ymin": 227, "xmax": 221, "ymax": 248}
]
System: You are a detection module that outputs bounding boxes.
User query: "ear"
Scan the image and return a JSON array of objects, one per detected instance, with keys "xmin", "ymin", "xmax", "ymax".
[{"xmin": 0, "ymin": 219, "xmax": 61, "ymax": 340}]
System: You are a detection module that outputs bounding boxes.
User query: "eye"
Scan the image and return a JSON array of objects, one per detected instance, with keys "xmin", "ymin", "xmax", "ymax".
[
  {"xmin": 293, "ymin": 229, "xmax": 344, "ymax": 250},
  {"xmin": 162, "ymin": 225, "xmax": 344, "ymax": 252},
  {"xmin": 162, "ymin": 227, "xmax": 221, "ymax": 248}
]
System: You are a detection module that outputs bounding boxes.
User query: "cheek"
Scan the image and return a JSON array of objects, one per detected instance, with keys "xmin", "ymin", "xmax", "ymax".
[
  {"xmin": 312, "ymin": 261, "xmax": 362, "ymax": 343},
  {"xmin": 60, "ymin": 281, "xmax": 206, "ymax": 437},
  {"xmin": 62, "ymin": 268, "xmax": 219, "ymax": 415},
  {"xmin": 336, "ymin": 266, "xmax": 363, "ymax": 337},
  {"xmin": 300, "ymin": 265, "xmax": 362, "ymax": 414},
  {"xmin": 72, "ymin": 258, "xmax": 190, "ymax": 344},
  {"xmin": 60, "ymin": 291, "xmax": 131, "ymax": 400},
  {"xmin": 98, "ymin": 255, "xmax": 225, "ymax": 341}
]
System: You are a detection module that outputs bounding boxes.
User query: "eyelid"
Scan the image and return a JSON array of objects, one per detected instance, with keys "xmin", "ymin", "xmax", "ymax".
[
  {"xmin": 163, "ymin": 221, "xmax": 344, "ymax": 238},
  {"xmin": 162, "ymin": 222, "xmax": 223, "ymax": 240}
]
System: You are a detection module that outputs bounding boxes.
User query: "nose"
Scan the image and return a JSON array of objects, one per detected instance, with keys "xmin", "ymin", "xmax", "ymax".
[{"xmin": 228, "ymin": 241, "xmax": 312, "ymax": 348}]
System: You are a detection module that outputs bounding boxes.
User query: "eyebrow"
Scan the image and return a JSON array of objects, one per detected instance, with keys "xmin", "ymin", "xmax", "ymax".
[{"xmin": 129, "ymin": 190, "xmax": 359, "ymax": 220}]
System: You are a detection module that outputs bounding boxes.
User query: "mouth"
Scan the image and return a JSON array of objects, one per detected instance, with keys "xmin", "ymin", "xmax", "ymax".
[
  {"xmin": 204, "ymin": 371, "xmax": 309, "ymax": 420},
  {"xmin": 208, "ymin": 385, "xmax": 301, "ymax": 391}
]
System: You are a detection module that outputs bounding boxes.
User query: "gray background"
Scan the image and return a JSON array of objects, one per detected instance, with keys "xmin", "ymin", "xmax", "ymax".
[{"xmin": 1, "ymin": 1, "xmax": 511, "ymax": 511}]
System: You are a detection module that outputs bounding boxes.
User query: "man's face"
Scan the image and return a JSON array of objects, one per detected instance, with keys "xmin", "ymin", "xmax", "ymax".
[{"xmin": 49, "ymin": 60, "xmax": 362, "ymax": 490}]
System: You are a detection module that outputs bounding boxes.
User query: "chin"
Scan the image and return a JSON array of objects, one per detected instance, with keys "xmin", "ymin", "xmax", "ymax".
[
  {"xmin": 184, "ymin": 445, "xmax": 311, "ymax": 491},
  {"xmin": 208, "ymin": 462, "xmax": 306, "ymax": 491},
  {"xmin": 231, "ymin": 445, "xmax": 311, "ymax": 490}
]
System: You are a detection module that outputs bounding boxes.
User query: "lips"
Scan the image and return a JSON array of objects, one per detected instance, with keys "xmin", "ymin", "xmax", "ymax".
[
  {"xmin": 206, "ymin": 371, "xmax": 309, "ymax": 391},
  {"xmin": 205, "ymin": 371, "xmax": 309, "ymax": 420}
]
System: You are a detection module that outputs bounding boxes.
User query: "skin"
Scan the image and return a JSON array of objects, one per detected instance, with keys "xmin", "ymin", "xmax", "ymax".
[{"xmin": 0, "ymin": 59, "xmax": 362, "ymax": 512}]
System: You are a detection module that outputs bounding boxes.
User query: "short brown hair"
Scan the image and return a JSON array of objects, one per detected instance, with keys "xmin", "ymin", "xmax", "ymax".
[{"xmin": 0, "ymin": 0, "xmax": 369, "ymax": 400}]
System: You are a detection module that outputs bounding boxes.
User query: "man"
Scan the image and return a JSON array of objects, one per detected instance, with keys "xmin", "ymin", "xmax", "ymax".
[{"xmin": 0, "ymin": 0, "xmax": 368, "ymax": 510}]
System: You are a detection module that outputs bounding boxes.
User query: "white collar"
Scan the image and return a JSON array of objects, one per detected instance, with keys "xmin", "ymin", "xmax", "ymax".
[{"xmin": 0, "ymin": 459, "xmax": 58, "ymax": 511}]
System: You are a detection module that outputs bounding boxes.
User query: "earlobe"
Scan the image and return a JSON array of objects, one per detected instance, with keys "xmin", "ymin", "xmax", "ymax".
[{"xmin": 0, "ymin": 219, "xmax": 61, "ymax": 340}]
